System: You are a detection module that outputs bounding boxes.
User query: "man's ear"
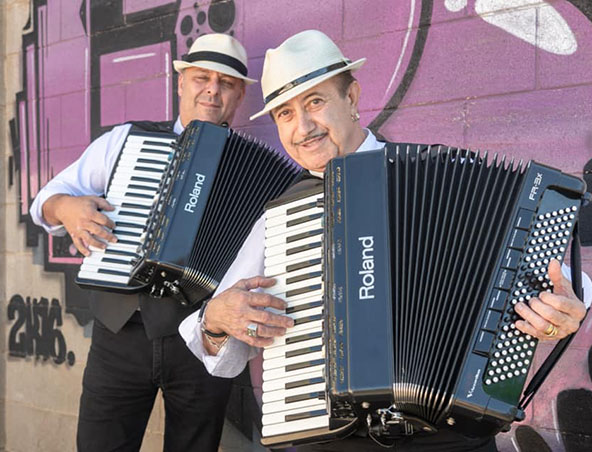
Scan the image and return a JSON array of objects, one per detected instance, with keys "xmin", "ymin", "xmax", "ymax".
[
  {"xmin": 347, "ymin": 79, "xmax": 361, "ymax": 110},
  {"xmin": 177, "ymin": 71, "xmax": 184, "ymax": 97}
]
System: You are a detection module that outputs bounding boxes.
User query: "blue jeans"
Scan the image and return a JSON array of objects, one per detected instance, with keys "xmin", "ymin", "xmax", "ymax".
[{"xmin": 77, "ymin": 311, "xmax": 232, "ymax": 451}]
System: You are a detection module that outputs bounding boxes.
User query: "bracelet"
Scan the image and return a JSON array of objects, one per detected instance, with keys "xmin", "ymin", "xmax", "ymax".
[
  {"xmin": 203, "ymin": 332, "xmax": 230, "ymax": 351},
  {"xmin": 199, "ymin": 299, "xmax": 228, "ymax": 338}
]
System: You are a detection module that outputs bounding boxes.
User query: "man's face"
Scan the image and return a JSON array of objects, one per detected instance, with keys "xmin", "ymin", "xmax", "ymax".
[
  {"xmin": 178, "ymin": 66, "xmax": 245, "ymax": 126},
  {"xmin": 271, "ymin": 77, "xmax": 361, "ymax": 173}
]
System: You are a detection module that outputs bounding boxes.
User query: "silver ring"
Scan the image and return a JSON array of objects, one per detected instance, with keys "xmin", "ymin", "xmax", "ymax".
[{"xmin": 246, "ymin": 323, "xmax": 258, "ymax": 338}]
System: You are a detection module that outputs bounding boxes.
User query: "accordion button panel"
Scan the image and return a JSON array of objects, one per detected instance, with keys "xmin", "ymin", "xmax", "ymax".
[{"xmin": 261, "ymin": 190, "xmax": 329, "ymax": 438}]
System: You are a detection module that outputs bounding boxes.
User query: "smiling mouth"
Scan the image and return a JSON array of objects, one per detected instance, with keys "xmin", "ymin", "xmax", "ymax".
[{"xmin": 297, "ymin": 133, "xmax": 327, "ymax": 148}]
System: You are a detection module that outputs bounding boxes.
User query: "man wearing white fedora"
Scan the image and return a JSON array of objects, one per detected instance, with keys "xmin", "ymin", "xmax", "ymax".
[
  {"xmin": 179, "ymin": 30, "xmax": 590, "ymax": 451},
  {"xmin": 30, "ymin": 33, "xmax": 256, "ymax": 451}
]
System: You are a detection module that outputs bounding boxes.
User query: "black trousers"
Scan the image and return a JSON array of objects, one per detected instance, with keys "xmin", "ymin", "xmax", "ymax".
[{"xmin": 77, "ymin": 312, "xmax": 233, "ymax": 452}]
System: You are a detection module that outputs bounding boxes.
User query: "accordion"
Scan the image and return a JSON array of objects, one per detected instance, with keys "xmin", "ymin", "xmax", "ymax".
[
  {"xmin": 76, "ymin": 120, "xmax": 301, "ymax": 304},
  {"xmin": 259, "ymin": 144, "xmax": 586, "ymax": 447}
]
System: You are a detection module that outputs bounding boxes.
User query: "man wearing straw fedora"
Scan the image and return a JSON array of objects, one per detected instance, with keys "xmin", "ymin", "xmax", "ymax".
[
  {"xmin": 180, "ymin": 30, "xmax": 590, "ymax": 450},
  {"xmin": 30, "ymin": 34, "xmax": 256, "ymax": 451}
]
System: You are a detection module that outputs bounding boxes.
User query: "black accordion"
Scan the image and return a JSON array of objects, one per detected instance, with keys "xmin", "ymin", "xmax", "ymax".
[
  {"xmin": 259, "ymin": 144, "xmax": 586, "ymax": 447},
  {"xmin": 76, "ymin": 120, "xmax": 301, "ymax": 304}
]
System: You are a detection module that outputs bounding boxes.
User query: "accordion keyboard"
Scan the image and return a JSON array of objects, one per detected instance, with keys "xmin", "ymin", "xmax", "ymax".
[
  {"xmin": 261, "ymin": 190, "xmax": 328, "ymax": 438},
  {"xmin": 77, "ymin": 132, "xmax": 175, "ymax": 287}
]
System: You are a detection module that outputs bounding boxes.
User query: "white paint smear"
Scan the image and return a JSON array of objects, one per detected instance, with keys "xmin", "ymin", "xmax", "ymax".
[{"xmin": 475, "ymin": 0, "xmax": 577, "ymax": 55}]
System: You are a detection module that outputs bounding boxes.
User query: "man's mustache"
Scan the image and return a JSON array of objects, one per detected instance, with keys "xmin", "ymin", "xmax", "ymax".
[{"xmin": 294, "ymin": 132, "xmax": 327, "ymax": 146}]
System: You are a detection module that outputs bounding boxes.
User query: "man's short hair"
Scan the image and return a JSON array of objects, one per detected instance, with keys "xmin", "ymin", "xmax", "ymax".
[{"xmin": 333, "ymin": 71, "xmax": 356, "ymax": 98}]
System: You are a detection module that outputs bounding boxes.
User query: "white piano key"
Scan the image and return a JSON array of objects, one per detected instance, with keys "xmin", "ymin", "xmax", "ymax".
[
  {"xmin": 83, "ymin": 253, "xmax": 135, "ymax": 265},
  {"xmin": 125, "ymin": 135, "xmax": 175, "ymax": 144},
  {"xmin": 265, "ymin": 234, "xmax": 322, "ymax": 258},
  {"xmin": 262, "ymin": 368, "xmax": 324, "ymax": 393},
  {"xmin": 263, "ymin": 391, "xmax": 326, "ymax": 415},
  {"xmin": 80, "ymin": 260, "xmax": 133, "ymax": 274},
  {"xmin": 112, "ymin": 167, "xmax": 165, "ymax": 181},
  {"xmin": 263, "ymin": 337, "xmax": 323, "ymax": 360},
  {"xmin": 264, "ymin": 247, "xmax": 321, "ymax": 268},
  {"xmin": 115, "ymin": 160, "xmax": 168, "ymax": 171},
  {"xmin": 77, "ymin": 270, "xmax": 131, "ymax": 285},
  {"xmin": 265, "ymin": 193, "xmax": 322, "ymax": 218},
  {"xmin": 265, "ymin": 257, "xmax": 322, "ymax": 278},
  {"xmin": 265, "ymin": 275, "xmax": 322, "ymax": 297},
  {"xmin": 107, "ymin": 196, "xmax": 155, "ymax": 208},
  {"xmin": 265, "ymin": 227, "xmax": 323, "ymax": 248},
  {"xmin": 263, "ymin": 361, "xmax": 324, "ymax": 382},
  {"xmin": 263, "ymin": 348, "xmax": 324, "ymax": 372},
  {"xmin": 266, "ymin": 324, "xmax": 323, "ymax": 349},
  {"xmin": 262, "ymin": 402, "xmax": 327, "ymax": 426},
  {"xmin": 266, "ymin": 264, "xmax": 322, "ymax": 286},
  {"xmin": 265, "ymin": 218, "xmax": 323, "ymax": 240},
  {"xmin": 118, "ymin": 152, "xmax": 171, "ymax": 163},
  {"xmin": 262, "ymin": 414, "xmax": 329, "ymax": 437},
  {"xmin": 266, "ymin": 206, "xmax": 323, "ymax": 228},
  {"xmin": 262, "ymin": 380, "xmax": 326, "ymax": 404}
]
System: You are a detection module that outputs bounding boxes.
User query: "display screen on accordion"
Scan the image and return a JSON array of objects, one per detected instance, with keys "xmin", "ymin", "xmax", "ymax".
[
  {"xmin": 76, "ymin": 120, "xmax": 301, "ymax": 305},
  {"xmin": 259, "ymin": 144, "xmax": 586, "ymax": 448}
]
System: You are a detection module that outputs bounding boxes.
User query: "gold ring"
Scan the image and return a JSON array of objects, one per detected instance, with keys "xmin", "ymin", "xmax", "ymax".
[{"xmin": 543, "ymin": 323, "xmax": 558, "ymax": 337}]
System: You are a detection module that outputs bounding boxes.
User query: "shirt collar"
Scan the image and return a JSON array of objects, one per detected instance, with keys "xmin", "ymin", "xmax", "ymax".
[
  {"xmin": 174, "ymin": 116, "xmax": 184, "ymax": 135},
  {"xmin": 308, "ymin": 129, "xmax": 385, "ymax": 178}
]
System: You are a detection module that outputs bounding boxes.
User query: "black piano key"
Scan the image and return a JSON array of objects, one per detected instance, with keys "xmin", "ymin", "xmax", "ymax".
[
  {"xmin": 286, "ymin": 284, "xmax": 322, "ymax": 298},
  {"xmin": 119, "ymin": 210, "xmax": 149, "ymax": 218},
  {"xmin": 104, "ymin": 249, "xmax": 137, "ymax": 257},
  {"xmin": 285, "ymin": 376, "xmax": 325, "ymax": 390},
  {"xmin": 116, "ymin": 239, "xmax": 141, "ymax": 246},
  {"xmin": 286, "ymin": 300, "xmax": 322, "ymax": 315},
  {"xmin": 139, "ymin": 148, "xmax": 171, "ymax": 156},
  {"xmin": 134, "ymin": 165, "xmax": 163, "ymax": 173},
  {"xmin": 285, "ymin": 345, "xmax": 323, "ymax": 359},
  {"xmin": 285, "ymin": 408, "xmax": 327, "ymax": 422},
  {"xmin": 286, "ymin": 258, "xmax": 322, "ymax": 273},
  {"xmin": 286, "ymin": 241, "xmax": 322, "ymax": 256},
  {"xmin": 124, "ymin": 191, "xmax": 153, "ymax": 199},
  {"xmin": 98, "ymin": 268, "xmax": 131, "ymax": 277},
  {"xmin": 287, "ymin": 228, "xmax": 323, "ymax": 244},
  {"xmin": 121, "ymin": 202, "xmax": 151, "ymax": 210},
  {"xmin": 286, "ymin": 201, "xmax": 318, "ymax": 216},
  {"xmin": 101, "ymin": 257, "xmax": 132, "ymax": 265},
  {"xmin": 114, "ymin": 230, "xmax": 142, "ymax": 237},
  {"xmin": 286, "ymin": 271, "xmax": 323, "ymax": 285},
  {"xmin": 286, "ymin": 212, "xmax": 323, "ymax": 228},
  {"xmin": 141, "ymin": 140, "xmax": 171, "ymax": 148},
  {"xmin": 115, "ymin": 221, "xmax": 144, "ymax": 229},
  {"xmin": 136, "ymin": 158, "xmax": 168, "ymax": 165},
  {"xmin": 131, "ymin": 175, "xmax": 161, "ymax": 184},
  {"xmin": 128, "ymin": 184, "xmax": 158, "ymax": 192},
  {"xmin": 293, "ymin": 313, "xmax": 323, "ymax": 326},
  {"xmin": 285, "ymin": 391, "xmax": 325, "ymax": 404},
  {"xmin": 285, "ymin": 331, "xmax": 322, "ymax": 345},
  {"xmin": 286, "ymin": 358, "xmax": 325, "ymax": 372}
]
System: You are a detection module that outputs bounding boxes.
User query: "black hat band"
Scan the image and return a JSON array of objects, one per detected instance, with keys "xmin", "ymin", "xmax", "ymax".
[{"xmin": 182, "ymin": 51, "xmax": 248, "ymax": 77}]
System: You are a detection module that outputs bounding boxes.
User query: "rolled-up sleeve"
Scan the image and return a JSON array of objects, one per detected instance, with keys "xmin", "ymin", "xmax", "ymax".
[
  {"xmin": 179, "ymin": 215, "xmax": 266, "ymax": 378},
  {"xmin": 29, "ymin": 124, "xmax": 131, "ymax": 234}
]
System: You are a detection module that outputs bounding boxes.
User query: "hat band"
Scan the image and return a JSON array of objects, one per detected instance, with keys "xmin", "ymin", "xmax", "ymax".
[
  {"xmin": 182, "ymin": 50, "xmax": 248, "ymax": 77},
  {"xmin": 264, "ymin": 60, "xmax": 350, "ymax": 105}
]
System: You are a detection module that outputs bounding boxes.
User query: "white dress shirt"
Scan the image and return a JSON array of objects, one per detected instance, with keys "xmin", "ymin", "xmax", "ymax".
[{"xmin": 29, "ymin": 117, "xmax": 184, "ymax": 234}]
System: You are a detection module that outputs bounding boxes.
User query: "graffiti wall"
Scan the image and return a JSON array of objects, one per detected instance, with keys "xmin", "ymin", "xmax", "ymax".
[{"xmin": 2, "ymin": 0, "xmax": 592, "ymax": 450}]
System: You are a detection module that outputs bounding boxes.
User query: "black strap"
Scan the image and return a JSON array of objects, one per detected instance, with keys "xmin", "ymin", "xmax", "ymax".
[
  {"xmin": 183, "ymin": 50, "xmax": 248, "ymax": 77},
  {"xmin": 127, "ymin": 120, "xmax": 175, "ymax": 134}
]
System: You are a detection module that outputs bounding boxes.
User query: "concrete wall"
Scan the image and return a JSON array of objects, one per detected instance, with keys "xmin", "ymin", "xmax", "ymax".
[{"xmin": 1, "ymin": 1, "xmax": 591, "ymax": 451}]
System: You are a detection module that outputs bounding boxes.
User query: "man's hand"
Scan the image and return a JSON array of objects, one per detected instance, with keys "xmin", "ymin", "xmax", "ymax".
[
  {"xmin": 43, "ymin": 194, "xmax": 116, "ymax": 256},
  {"xmin": 203, "ymin": 276, "xmax": 294, "ymax": 348},
  {"xmin": 515, "ymin": 259, "xmax": 586, "ymax": 341}
]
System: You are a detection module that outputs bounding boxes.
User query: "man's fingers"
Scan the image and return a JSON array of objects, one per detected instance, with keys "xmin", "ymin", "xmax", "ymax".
[
  {"xmin": 85, "ymin": 221, "xmax": 117, "ymax": 243},
  {"xmin": 249, "ymin": 308, "xmax": 294, "ymax": 329},
  {"xmin": 547, "ymin": 259, "xmax": 576, "ymax": 298},
  {"xmin": 89, "ymin": 210, "xmax": 117, "ymax": 232},
  {"xmin": 79, "ymin": 230, "xmax": 109, "ymax": 251},
  {"xmin": 91, "ymin": 196, "xmax": 115, "ymax": 212},
  {"xmin": 247, "ymin": 291, "xmax": 287, "ymax": 310},
  {"xmin": 526, "ymin": 297, "xmax": 570, "ymax": 327},
  {"xmin": 255, "ymin": 324, "xmax": 288, "ymax": 338},
  {"xmin": 514, "ymin": 302, "xmax": 554, "ymax": 334},
  {"xmin": 233, "ymin": 276, "xmax": 276, "ymax": 292},
  {"xmin": 71, "ymin": 236, "xmax": 91, "ymax": 257}
]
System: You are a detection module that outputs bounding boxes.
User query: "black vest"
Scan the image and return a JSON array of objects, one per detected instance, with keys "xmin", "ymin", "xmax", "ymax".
[{"xmin": 88, "ymin": 120, "xmax": 201, "ymax": 339}]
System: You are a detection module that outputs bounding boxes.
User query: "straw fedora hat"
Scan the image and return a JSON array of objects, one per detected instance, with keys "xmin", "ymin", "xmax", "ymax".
[
  {"xmin": 173, "ymin": 33, "xmax": 257, "ymax": 84},
  {"xmin": 250, "ymin": 30, "xmax": 365, "ymax": 120}
]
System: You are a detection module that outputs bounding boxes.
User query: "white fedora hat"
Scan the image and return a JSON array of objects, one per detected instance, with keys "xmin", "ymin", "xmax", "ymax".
[
  {"xmin": 250, "ymin": 30, "xmax": 365, "ymax": 120},
  {"xmin": 173, "ymin": 33, "xmax": 257, "ymax": 84}
]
